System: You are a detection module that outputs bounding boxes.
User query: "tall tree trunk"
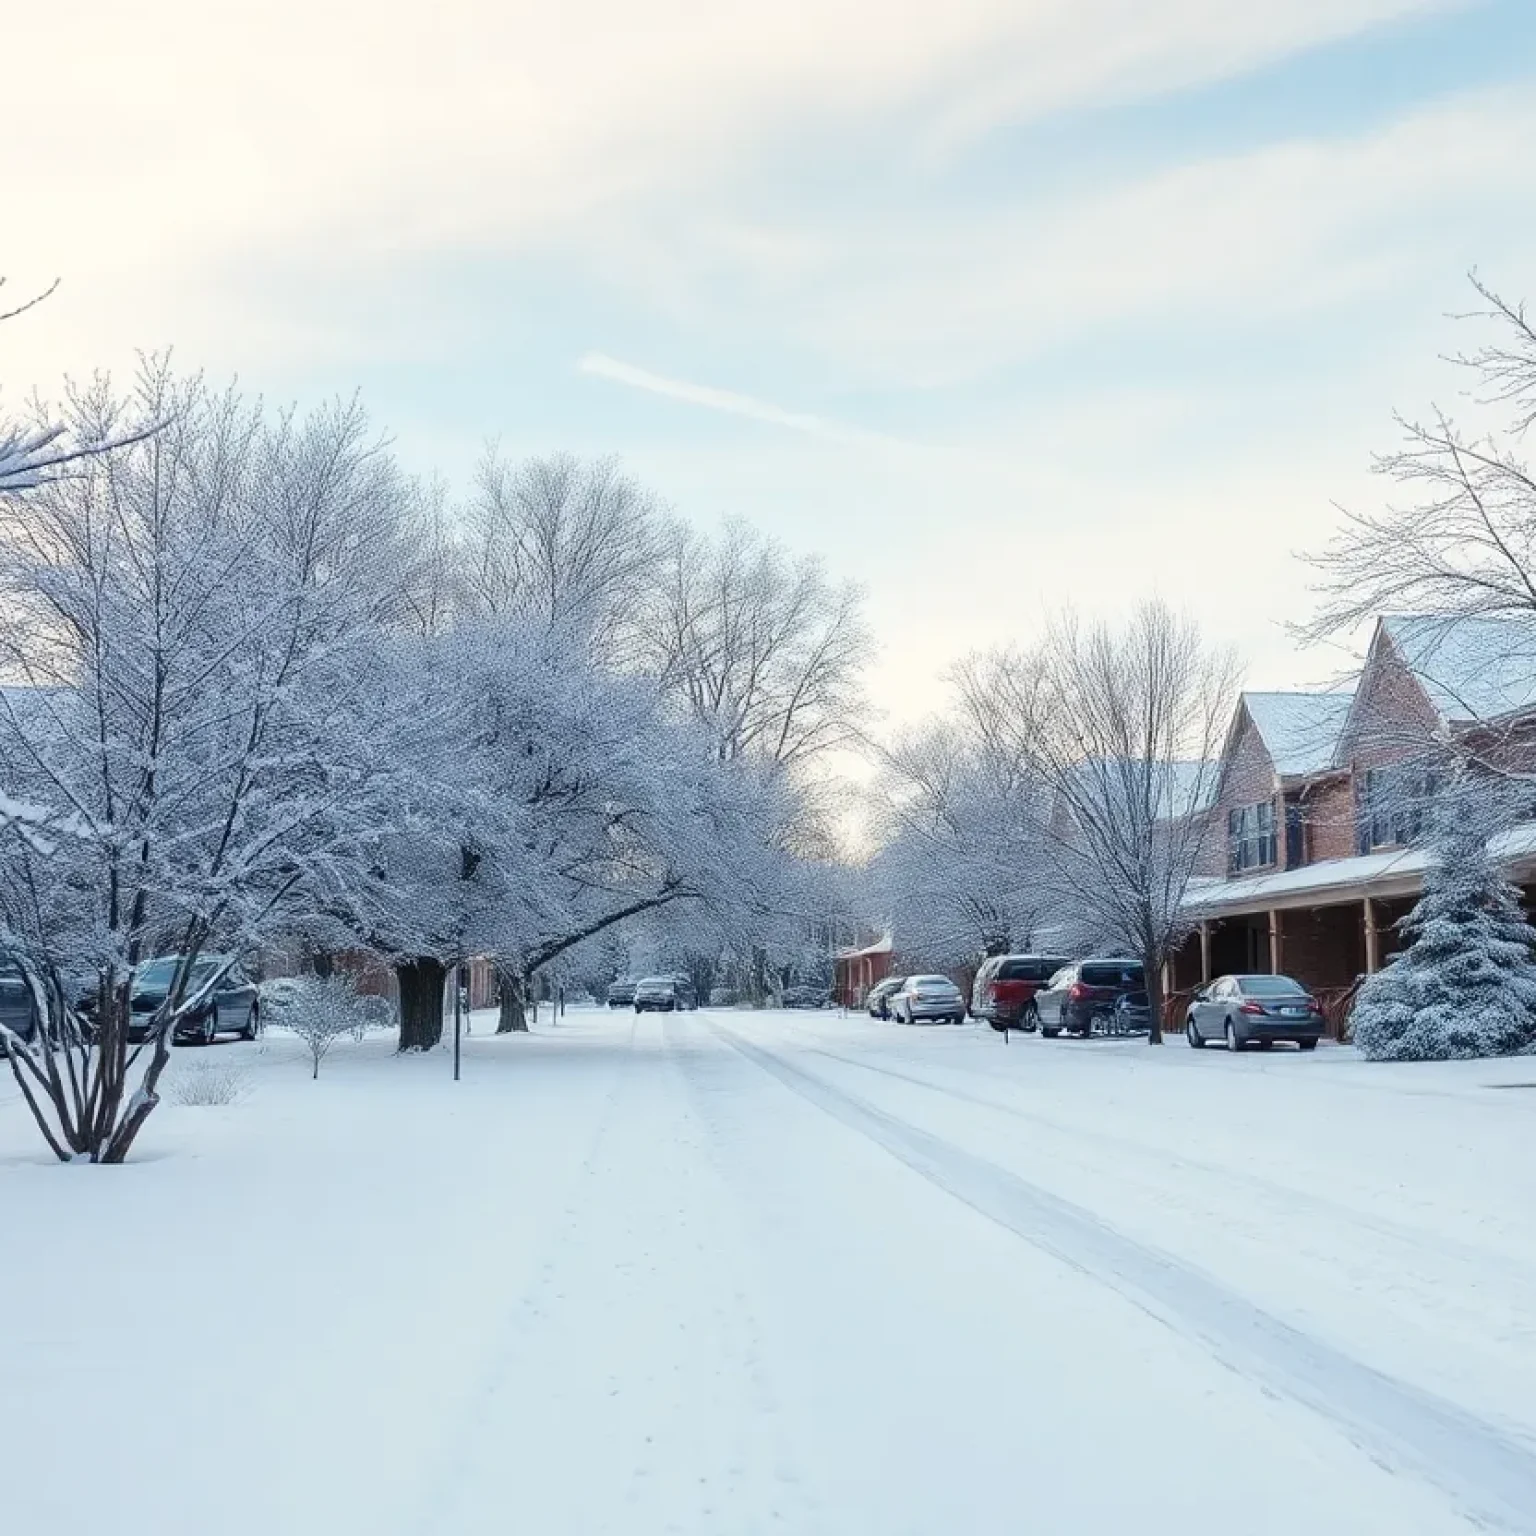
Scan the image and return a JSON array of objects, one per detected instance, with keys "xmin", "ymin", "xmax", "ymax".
[
  {"xmin": 1144, "ymin": 946, "xmax": 1164, "ymax": 1046},
  {"xmin": 496, "ymin": 966, "xmax": 528, "ymax": 1033},
  {"xmin": 397, "ymin": 957, "xmax": 446, "ymax": 1051}
]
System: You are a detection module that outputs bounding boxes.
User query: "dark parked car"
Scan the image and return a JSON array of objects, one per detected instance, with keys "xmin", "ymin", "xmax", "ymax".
[
  {"xmin": 781, "ymin": 985, "xmax": 830, "ymax": 1009},
  {"xmin": 889, "ymin": 974, "xmax": 966, "ymax": 1025},
  {"xmin": 1185, "ymin": 974, "xmax": 1324, "ymax": 1051},
  {"xmin": 865, "ymin": 976, "xmax": 907, "ymax": 1019},
  {"xmin": 0, "ymin": 956, "xmax": 39, "ymax": 1052},
  {"xmin": 970, "ymin": 953, "xmax": 1071, "ymax": 1031},
  {"xmin": 607, "ymin": 980, "xmax": 637, "ymax": 1008},
  {"xmin": 127, "ymin": 955, "xmax": 261, "ymax": 1045},
  {"xmin": 633, "ymin": 976, "xmax": 684, "ymax": 1013},
  {"xmin": 1034, "ymin": 960, "xmax": 1145, "ymax": 1038},
  {"xmin": 669, "ymin": 975, "xmax": 698, "ymax": 1011}
]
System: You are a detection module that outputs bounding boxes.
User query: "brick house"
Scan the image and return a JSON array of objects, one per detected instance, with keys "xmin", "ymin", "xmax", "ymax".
[{"xmin": 1170, "ymin": 614, "xmax": 1536, "ymax": 1027}]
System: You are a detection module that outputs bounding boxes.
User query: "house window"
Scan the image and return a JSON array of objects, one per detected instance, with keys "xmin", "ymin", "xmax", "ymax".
[
  {"xmin": 1228, "ymin": 801, "xmax": 1276, "ymax": 873},
  {"xmin": 1358, "ymin": 765, "xmax": 1434, "ymax": 852}
]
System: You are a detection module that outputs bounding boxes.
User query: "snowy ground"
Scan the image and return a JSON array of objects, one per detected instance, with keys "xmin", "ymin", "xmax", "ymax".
[{"xmin": 3, "ymin": 1008, "xmax": 1535, "ymax": 1535}]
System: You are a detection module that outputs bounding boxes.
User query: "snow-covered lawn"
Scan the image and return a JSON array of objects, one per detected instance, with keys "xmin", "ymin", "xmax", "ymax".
[{"xmin": 3, "ymin": 1008, "xmax": 1534, "ymax": 1534}]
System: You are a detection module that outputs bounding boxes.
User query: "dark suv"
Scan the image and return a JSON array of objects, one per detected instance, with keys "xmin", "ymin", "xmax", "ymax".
[
  {"xmin": 970, "ymin": 954, "xmax": 1071, "ymax": 1031},
  {"xmin": 1034, "ymin": 960, "xmax": 1145, "ymax": 1038}
]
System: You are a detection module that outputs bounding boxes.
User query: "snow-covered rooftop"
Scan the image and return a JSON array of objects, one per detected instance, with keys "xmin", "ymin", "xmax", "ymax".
[
  {"xmin": 1242, "ymin": 691, "xmax": 1353, "ymax": 778},
  {"xmin": 1183, "ymin": 820, "xmax": 1536, "ymax": 914},
  {"xmin": 1382, "ymin": 614, "xmax": 1536, "ymax": 724}
]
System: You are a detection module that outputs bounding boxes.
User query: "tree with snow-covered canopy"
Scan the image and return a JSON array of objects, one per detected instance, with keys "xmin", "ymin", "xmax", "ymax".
[
  {"xmin": 1352, "ymin": 785, "xmax": 1536, "ymax": 1061},
  {"xmin": 0, "ymin": 361, "xmax": 431, "ymax": 1160}
]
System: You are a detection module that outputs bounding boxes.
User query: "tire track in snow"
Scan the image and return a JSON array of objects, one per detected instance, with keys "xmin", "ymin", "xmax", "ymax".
[
  {"xmin": 711, "ymin": 1021, "xmax": 1536, "ymax": 1536},
  {"xmin": 807, "ymin": 1045, "xmax": 1536, "ymax": 1291}
]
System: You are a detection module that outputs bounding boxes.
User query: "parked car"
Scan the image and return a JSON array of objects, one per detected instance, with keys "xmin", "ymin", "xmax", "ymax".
[
  {"xmin": 633, "ymin": 976, "xmax": 683, "ymax": 1013},
  {"xmin": 970, "ymin": 953, "xmax": 1072, "ymax": 1031},
  {"xmin": 890, "ymin": 974, "xmax": 966, "ymax": 1025},
  {"xmin": 1185, "ymin": 974, "xmax": 1324, "ymax": 1051},
  {"xmin": 607, "ymin": 980, "xmax": 637, "ymax": 1008},
  {"xmin": 782, "ymin": 985, "xmax": 830, "ymax": 1009},
  {"xmin": 125, "ymin": 955, "xmax": 261, "ymax": 1045},
  {"xmin": 1034, "ymin": 960, "xmax": 1145, "ymax": 1038},
  {"xmin": 1109, "ymin": 990, "xmax": 1153, "ymax": 1035},
  {"xmin": 0, "ymin": 955, "xmax": 39, "ymax": 1052},
  {"xmin": 865, "ymin": 975, "xmax": 907, "ymax": 1019},
  {"xmin": 669, "ymin": 975, "xmax": 699, "ymax": 1010}
]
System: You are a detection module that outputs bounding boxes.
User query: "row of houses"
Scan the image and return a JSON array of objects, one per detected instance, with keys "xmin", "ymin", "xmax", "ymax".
[{"xmin": 841, "ymin": 614, "xmax": 1536, "ymax": 1028}]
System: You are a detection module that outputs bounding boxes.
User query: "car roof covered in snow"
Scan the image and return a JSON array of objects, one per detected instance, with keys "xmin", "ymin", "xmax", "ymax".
[
  {"xmin": 1242, "ymin": 690, "xmax": 1354, "ymax": 778},
  {"xmin": 1381, "ymin": 614, "xmax": 1536, "ymax": 723}
]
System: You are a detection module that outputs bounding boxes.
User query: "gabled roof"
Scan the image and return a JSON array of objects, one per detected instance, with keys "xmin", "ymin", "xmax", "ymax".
[
  {"xmin": 1380, "ymin": 614, "xmax": 1536, "ymax": 724},
  {"xmin": 1241, "ymin": 690, "xmax": 1354, "ymax": 778}
]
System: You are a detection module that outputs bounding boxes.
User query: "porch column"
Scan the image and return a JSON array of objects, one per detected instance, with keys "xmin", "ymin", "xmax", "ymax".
[
  {"xmin": 1268, "ymin": 909, "xmax": 1282, "ymax": 974},
  {"xmin": 1198, "ymin": 920, "xmax": 1212, "ymax": 983},
  {"xmin": 1363, "ymin": 896, "xmax": 1380, "ymax": 974}
]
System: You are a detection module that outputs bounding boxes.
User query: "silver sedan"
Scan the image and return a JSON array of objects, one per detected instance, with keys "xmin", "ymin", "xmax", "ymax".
[{"xmin": 890, "ymin": 975, "xmax": 966, "ymax": 1025}]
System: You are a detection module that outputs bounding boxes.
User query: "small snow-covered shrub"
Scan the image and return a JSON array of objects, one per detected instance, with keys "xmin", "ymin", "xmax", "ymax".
[
  {"xmin": 1353, "ymin": 792, "xmax": 1536, "ymax": 1061},
  {"xmin": 264, "ymin": 975, "xmax": 378, "ymax": 1078},
  {"xmin": 169, "ymin": 1063, "xmax": 249, "ymax": 1107}
]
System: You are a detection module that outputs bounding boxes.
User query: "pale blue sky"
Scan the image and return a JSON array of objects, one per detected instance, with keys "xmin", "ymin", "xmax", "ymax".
[{"xmin": 8, "ymin": 0, "xmax": 1536, "ymax": 720}]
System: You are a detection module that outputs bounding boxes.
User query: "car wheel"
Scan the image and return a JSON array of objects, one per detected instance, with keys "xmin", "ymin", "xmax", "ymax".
[
  {"xmin": 1224, "ymin": 1019, "xmax": 1242, "ymax": 1052},
  {"xmin": 1299, "ymin": 1038, "xmax": 1319, "ymax": 1051},
  {"xmin": 1041, "ymin": 1027, "xmax": 1060, "ymax": 1038},
  {"xmin": 202, "ymin": 1007, "xmax": 218, "ymax": 1046},
  {"xmin": 1259, "ymin": 1039, "xmax": 1274, "ymax": 1050},
  {"xmin": 1186, "ymin": 1019, "xmax": 1204, "ymax": 1048},
  {"xmin": 1021, "ymin": 1002, "xmax": 1040, "ymax": 1032},
  {"xmin": 241, "ymin": 1002, "xmax": 260, "ymax": 1041}
]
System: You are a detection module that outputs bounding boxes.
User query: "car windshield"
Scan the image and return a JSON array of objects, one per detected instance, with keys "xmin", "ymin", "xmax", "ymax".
[
  {"xmin": 913, "ymin": 976, "xmax": 953, "ymax": 988},
  {"xmin": 135, "ymin": 957, "xmax": 221, "ymax": 990},
  {"xmin": 1081, "ymin": 962, "xmax": 1143, "ymax": 987},
  {"xmin": 636, "ymin": 977, "xmax": 674, "ymax": 989},
  {"xmin": 1237, "ymin": 976, "xmax": 1307, "ymax": 996}
]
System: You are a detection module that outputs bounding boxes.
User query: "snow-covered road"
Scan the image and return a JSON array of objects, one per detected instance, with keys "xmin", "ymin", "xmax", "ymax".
[{"xmin": 4, "ymin": 1009, "xmax": 1535, "ymax": 1535}]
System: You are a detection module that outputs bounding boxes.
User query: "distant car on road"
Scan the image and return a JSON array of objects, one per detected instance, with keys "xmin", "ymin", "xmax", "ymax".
[
  {"xmin": 890, "ymin": 974, "xmax": 966, "ymax": 1025},
  {"xmin": 669, "ymin": 975, "xmax": 699, "ymax": 1010},
  {"xmin": 607, "ymin": 980, "xmax": 637, "ymax": 1008},
  {"xmin": 634, "ymin": 976, "xmax": 684, "ymax": 1013},
  {"xmin": 865, "ymin": 976, "xmax": 906, "ymax": 1019},
  {"xmin": 1034, "ymin": 960, "xmax": 1145, "ymax": 1038},
  {"xmin": 1185, "ymin": 975, "xmax": 1324, "ymax": 1051},
  {"xmin": 970, "ymin": 953, "xmax": 1071, "ymax": 1031},
  {"xmin": 781, "ymin": 985, "xmax": 830, "ymax": 1009}
]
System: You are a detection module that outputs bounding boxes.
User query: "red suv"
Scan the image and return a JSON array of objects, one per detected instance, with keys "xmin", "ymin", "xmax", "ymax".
[{"xmin": 970, "ymin": 954, "xmax": 1070, "ymax": 1032}]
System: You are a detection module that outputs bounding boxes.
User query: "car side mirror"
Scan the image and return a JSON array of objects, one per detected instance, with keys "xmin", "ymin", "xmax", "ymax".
[{"xmin": 1192, "ymin": 988, "xmax": 1208, "ymax": 1002}]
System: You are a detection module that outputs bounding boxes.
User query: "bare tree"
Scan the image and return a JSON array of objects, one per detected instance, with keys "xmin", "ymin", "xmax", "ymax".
[
  {"xmin": 958, "ymin": 602, "xmax": 1238, "ymax": 1043},
  {"xmin": 463, "ymin": 451, "xmax": 657, "ymax": 659},
  {"xmin": 868, "ymin": 728, "xmax": 1052, "ymax": 970},
  {"xmin": 2, "ymin": 276, "xmax": 156, "ymax": 492},
  {"xmin": 1304, "ymin": 274, "xmax": 1536, "ymax": 790},
  {"xmin": 644, "ymin": 517, "xmax": 872, "ymax": 769},
  {"xmin": 1307, "ymin": 279, "xmax": 1536, "ymax": 635}
]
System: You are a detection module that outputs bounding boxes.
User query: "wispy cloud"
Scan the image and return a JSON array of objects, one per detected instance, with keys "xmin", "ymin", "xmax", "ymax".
[{"xmin": 577, "ymin": 352, "xmax": 905, "ymax": 448}]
